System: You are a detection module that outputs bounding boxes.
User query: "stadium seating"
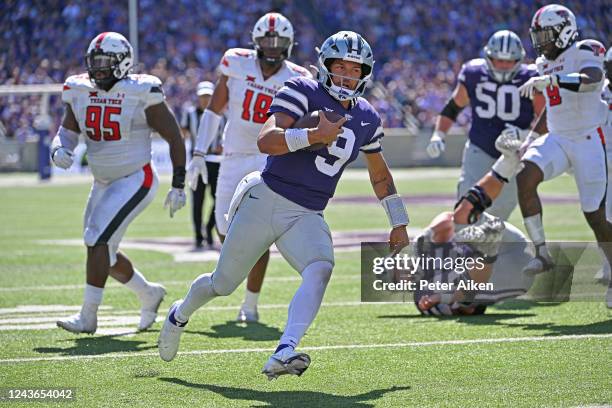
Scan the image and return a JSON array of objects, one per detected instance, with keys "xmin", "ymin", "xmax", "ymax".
[{"xmin": 1, "ymin": 0, "xmax": 609, "ymax": 140}]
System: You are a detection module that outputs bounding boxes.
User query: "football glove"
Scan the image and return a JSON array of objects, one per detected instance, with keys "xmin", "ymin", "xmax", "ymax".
[
  {"xmin": 519, "ymin": 75, "xmax": 558, "ymax": 99},
  {"xmin": 51, "ymin": 147, "xmax": 74, "ymax": 169},
  {"xmin": 426, "ymin": 130, "xmax": 446, "ymax": 158},
  {"xmin": 495, "ymin": 124, "xmax": 527, "ymax": 157},
  {"xmin": 163, "ymin": 188, "xmax": 186, "ymax": 218},
  {"xmin": 186, "ymin": 152, "xmax": 207, "ymax": 189}
]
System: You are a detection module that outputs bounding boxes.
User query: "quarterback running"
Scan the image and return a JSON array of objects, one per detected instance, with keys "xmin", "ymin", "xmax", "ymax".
[
  {"xmin": 159, "ymin": 31, "xmax": 410, "ymax": 379},
  {"xmin": 186, "ymin": 12, "xmax": 311, "ymax": 323},
  {"xmin": 53, "ymin": 32, "xmax": 187, "ymax": 334}
]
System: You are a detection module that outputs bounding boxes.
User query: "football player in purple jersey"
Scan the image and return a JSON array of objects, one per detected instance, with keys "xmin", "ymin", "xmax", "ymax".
[
  {"xmin": 159, "ymin": 31, "xmax": 410, "ymax": 379},
  {"xmin": 427, "ymin": 30, "xmax": 546, "ymax": 221}
]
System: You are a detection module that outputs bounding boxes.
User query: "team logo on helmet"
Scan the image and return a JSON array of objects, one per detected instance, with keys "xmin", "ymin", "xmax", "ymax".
[{"xmin": 529, "ymin": 4, "xmax": 578, "ymax": 60}]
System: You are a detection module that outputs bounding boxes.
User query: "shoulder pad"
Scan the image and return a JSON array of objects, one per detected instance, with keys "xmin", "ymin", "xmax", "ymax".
[
  {"xmin": 577, "ymin": 39, "xmax": 606, "ymax": 57},
  {"xmin": 126, "ymin": 74, "xmax": 163, "ymax": 87},
  {"xmin": 285, "ymin": 61, "xmax": 312, "ymax": 78},
  {"xmin": 62, "ymin": 73, "xmax": 93, "ymax": 104},
  {"xmin": 63, "ymin": 73, "xmax": 93, "ymax": 91},
  {"xmin": 218, "ymin": 48, "xmax": 256, "ymax": 78},
  {"xmin": 120, "ymin": 74, "xmax": 165, "ymax": 107},
  {"xmin": 459, "ymin": 59, "xmax": 485, "ymax": 82}
]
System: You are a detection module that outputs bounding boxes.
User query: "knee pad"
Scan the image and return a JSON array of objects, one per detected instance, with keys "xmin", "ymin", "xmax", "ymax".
[
  {"xmin": 209, "ymin": 269, "xmax": 241, "ymax": 297},
  {"xmin": 190, "ymin": 273, "xmax": 220, "ymax": 298},
  {"xmin": 302, "ymin": 261, "xmax": 333, "ymax": 285}
]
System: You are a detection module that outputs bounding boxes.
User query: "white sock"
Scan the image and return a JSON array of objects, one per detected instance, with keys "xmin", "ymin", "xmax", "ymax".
[
  {"xmin": 242, "ymin": 289, "xmax": 259, "ymax": 311},
  {"xmin": 124, "ymin": 269, "xmax": 151, "ymax": 297},
  {"xmin": 279, "ymin": 261, "xmax": 333, "ymax": 348},
  {"xmin": 176, "ymin": 273, "xmax": 217, "ymax": 322},
  {"xmin": 524, "ymin": 213, "xmax": 552, "ymax": 258},
  {"xmin": 524, "ymin": 214, "xmax": 546, "ymax": 245},
  {"xmin": 82, "ymin": 284, "xmax": 103, "ymax": 314}
]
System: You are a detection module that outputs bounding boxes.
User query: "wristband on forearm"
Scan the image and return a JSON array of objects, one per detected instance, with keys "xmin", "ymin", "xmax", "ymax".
[
  {"xmin": 172, "ymin": 166, "xmax": 186, "ymax": 189},
  {"xmin": 285, "ymin": 128, "xmax": 311, "ymax": 152},
  {"xmin": 381, "ymin": 194, "xmax": 409, "ymax": 227}
]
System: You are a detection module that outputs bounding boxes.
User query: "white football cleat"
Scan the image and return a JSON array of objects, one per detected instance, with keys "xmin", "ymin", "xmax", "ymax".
[
  {"xmin": 158, "ymin": 300, "xmax": 187, "ymax": 362},
  {"xmin": 236, "ymin": 305, "xmax": 259, "ymax": 323},
  {"xmin": 56, "ymin": 312, "xmax": 97, "ymax": 334},
  {"xmin": 262, "ymin": 347, "xmax": 311, "ymax": 380},
  {"xmin": 138, "ymin": 283, "xmax": 166, "ymax": 331}
]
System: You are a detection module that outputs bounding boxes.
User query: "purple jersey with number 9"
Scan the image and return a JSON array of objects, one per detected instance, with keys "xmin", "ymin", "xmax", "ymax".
[{"xmin": 262, "ymin": 77, "xmax": 384, "ymax": 211}]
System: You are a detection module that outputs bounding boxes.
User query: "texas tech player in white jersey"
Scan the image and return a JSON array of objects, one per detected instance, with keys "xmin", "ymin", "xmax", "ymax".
[
  {"xmin": 62, "ymin": 73, "xmax": 164, "ymax": 183},
  {"xmin": 186, "ymin": 12, "xmax": 311, "ymax": 324},
  {"xmin": 53, "ymin": 32, "xmax": 187, "ymax": 334},
  {"xmin": 220, "ymin": 47, "xmax": 311, "ymax": 154},
  {"xmin": 535, "ymin": 39, "xmax": 608, "ymax": 138}
]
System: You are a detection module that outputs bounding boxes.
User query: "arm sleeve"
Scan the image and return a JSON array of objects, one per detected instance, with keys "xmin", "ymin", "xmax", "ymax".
[{"xmin": 51, "ymin": 126, "xmax": 79, "ymax": 153}]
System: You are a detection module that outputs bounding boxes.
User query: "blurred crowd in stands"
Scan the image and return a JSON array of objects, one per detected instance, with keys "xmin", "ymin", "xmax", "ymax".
[{"xmin": 1, "ymin": 0, "xmax": 609, "ymax": 141}]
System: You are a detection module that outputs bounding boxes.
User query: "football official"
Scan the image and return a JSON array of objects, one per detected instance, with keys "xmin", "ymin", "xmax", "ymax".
[{"xmin": 180, "ymin": 81, "xmax": 224, "ymax": 248}]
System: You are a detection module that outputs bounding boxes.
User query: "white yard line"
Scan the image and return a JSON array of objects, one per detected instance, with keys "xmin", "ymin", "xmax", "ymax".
[
  {"xmin": 0, "ymin": 333, "xmax": 609, "ymax": 364},
  {"xmin": 0, "ymin": 275, "xmax": 361, "ymax": 293}
]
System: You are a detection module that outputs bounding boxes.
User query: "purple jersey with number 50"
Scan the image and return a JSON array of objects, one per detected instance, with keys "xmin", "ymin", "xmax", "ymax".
[
  {"xmin": 460, "ymin": 58, "xmax": 538, "ymax": 158},
  {"xmin": 263, "ymin": 77, "xmax": 383, "ymax": 211}
]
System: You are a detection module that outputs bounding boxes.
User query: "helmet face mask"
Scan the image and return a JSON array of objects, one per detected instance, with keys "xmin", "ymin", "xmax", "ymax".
[
  {"xmin": 483, "ymin": 30, "xmax": 525, "ymax": 83},
  {"xmin": 254, "ymin": 33, "xmax": 292, "ymax": 66},
  {"xmin": 251, "ymin": 13, "xmax": 294, "ymax": 67},
  {"xmin": 86, "ymin": 51, "xmax": 120, "ymax": 90},
  {"xmin": 86, "ymin": 32, "xmax": 134, "ymax": 91}
]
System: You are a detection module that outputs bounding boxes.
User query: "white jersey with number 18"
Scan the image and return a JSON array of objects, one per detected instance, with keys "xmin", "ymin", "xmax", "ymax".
[{"xmin": 218, "ymin": 48, "xmax": 312, "ymax": 154}]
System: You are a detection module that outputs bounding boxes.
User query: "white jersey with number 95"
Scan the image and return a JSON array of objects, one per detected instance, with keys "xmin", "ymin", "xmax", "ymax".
[{"xmin": 62, "ymin": 73, "xmax": 164, "ymax": 183}]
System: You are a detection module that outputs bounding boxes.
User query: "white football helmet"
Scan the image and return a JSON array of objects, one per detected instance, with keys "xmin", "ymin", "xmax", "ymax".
[
  {"xmin": 86, "ymin": 32, "xmax": 134, "ymax": 90},
  {"xmin": 483, "ymin": 30, "xmax": 526, "ymax": 83},
  {"xmin": 529, "ymin": 4, "xmax": 578, "ymax": 60},
  {"xmin": 251, "ymin": 12, "xmax": 294, "ymax": 65}
]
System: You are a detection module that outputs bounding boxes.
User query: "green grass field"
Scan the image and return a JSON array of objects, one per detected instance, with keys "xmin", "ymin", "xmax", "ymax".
[{"xmin": 0, "ymin": 169, "xmax": 610, "ymax": 407}]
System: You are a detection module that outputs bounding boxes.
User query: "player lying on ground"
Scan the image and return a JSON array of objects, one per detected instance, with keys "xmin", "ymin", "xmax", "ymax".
[
  {"xmin": 53, "ymin": 32, "xmax": 187, "ymax": 334},
  {"xmin": 413, "ymin": 211, "xmax": 532, "ymax": 316},
  {"xmin": 186, "ymin": 12, "xmax": 311, "ymax": 323},
  {"xmin": 417, "ymin": 128, "xmax": 532, "ymax": 314},
  {"xmin": 158, "ymin": 31, "xmax": 410, "ymax": 380}
]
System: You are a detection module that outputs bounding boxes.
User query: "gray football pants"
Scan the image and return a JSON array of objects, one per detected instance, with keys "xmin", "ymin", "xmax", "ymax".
[
  {"xmin": 211, "ymin": 182, "xmax": 335, "ymax": 296},
  {"xmin": 457, "ymin": 141, "xmax": 518, "ymax": 221}
]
